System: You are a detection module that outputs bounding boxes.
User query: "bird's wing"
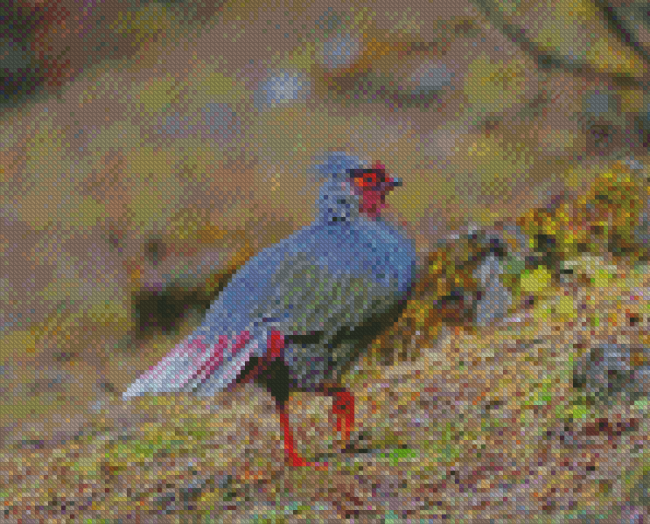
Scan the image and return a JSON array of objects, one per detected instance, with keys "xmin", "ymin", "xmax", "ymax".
[
  {"xmin": 238, "ymin": 225, "xmax": 411, "ymax": 385},
  {"xmin": 209, "ymin": 224, "xmax": 405, "ymax": 337},
  {"xmin": 263, "ymin": 247, "xmax": 398, "ymax": 336}
]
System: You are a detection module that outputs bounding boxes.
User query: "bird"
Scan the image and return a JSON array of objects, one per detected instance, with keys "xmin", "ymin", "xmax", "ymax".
[{"xmin": 123, "ymin": 152, "xmax": 417, "ymax": 469}]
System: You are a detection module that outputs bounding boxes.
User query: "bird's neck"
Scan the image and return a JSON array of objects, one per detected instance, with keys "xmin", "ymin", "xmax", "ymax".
[{"xmin": 359, "ymin": 192, "xmax": 388, "ymax": 219}]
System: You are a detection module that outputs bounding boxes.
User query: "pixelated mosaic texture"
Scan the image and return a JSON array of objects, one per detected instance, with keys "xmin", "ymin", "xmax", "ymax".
[{"xmin": 2, "ymin": 0, "xmax": 650, "ymax": 521}]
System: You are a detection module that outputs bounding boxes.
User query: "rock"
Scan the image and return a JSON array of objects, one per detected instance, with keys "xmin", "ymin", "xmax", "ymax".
[
  {"xmin": 473, "ymin": 253, "xmax": 512, "ymax": 327},
  {"xmin": 573, "ymin": 344, "xmax": 650, "ymax": 404}
]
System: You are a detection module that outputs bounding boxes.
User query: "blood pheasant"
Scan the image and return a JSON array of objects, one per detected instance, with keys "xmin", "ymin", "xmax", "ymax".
[{"xmin": 123, "ymin": 152, "xmax": 416, "ymax": 468}]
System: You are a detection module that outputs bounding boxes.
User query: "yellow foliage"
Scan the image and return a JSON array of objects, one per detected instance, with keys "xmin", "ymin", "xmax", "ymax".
[
  {"xmin": 188, "ymin": 68, "xmax": 250, "ymax": 107},
  {"xmin": 125, "ymin": 147, "xmax": 183, "ymax": 229},
  {"xmin": 0, "ymin": 330, "xmax": 39, "ymax": 359},
  {"xmin": 465, "ymin": 54, "xmax": 532, "ymax": 112},
  {"xmin": 520, "ymin": 266, "xmax": 553, "ymax": 296},
  {"xmin": 110, "ymin": 4, "xmax": 172, "ymax": 45},
  {"xmin": 137, "ymin": 74, "xmax": 188, "ymax": 114},
  {"xmin": 586, "ymin": 36, "xmax": 648, "ymax": 78}
]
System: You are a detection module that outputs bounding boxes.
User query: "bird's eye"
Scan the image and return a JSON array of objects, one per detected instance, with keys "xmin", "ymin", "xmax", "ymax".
[{"xmin": 354, "ymin": 171, "xmax": 379, "ymax": 188}]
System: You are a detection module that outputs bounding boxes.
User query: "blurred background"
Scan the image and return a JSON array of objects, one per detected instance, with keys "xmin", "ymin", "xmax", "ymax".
[{"xmin": 2, "ymin": 0, "xmax": 650, "ymax": 519}]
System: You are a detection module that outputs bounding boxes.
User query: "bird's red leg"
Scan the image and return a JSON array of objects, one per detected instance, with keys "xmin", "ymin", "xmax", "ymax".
[
  {"xmin": 278, "ymin": 404, "xmax": 308, "ymax": 467},
  {"xmin": 332, "ymin": 390, "xmax": 355, "ymax": 444},
  {"xmin": 266, "ymin": 330, "xmax": 329, "ymax": 470},
  {"xmin": 316, "ymin": 382, "xmax": 356, "ymax": 452},
  {"xmin": 278, "ymin": 405, "xmax": 329, "ymax": 470}
]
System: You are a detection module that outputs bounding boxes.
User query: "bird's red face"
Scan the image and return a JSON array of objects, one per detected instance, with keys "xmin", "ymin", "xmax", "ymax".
[{"xmin": 349, "ymin": 162, "xmax": 401, "ymax": 218}]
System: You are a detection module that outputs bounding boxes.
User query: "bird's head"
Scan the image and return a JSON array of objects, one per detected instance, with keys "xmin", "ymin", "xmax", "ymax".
[
  {"xmin": 348, "ymin": 162, "xmax": 401, "ymax": 218},
  {"xmin": 314, "ymin": 153, "xmax": 402, "ymax": 223}
]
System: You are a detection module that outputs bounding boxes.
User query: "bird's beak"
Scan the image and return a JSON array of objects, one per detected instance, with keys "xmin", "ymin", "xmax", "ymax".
[{"xmin": 385, "ymin": 176, "xmax": 401, "ymax": 190}]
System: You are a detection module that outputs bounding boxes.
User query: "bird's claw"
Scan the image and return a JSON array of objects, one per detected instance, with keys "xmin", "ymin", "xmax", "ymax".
[{"xmin": 286, "ymin": 452, "xmax": 329, "ymax": 471}]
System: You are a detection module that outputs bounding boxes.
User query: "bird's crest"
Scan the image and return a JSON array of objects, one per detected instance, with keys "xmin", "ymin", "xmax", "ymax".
[{"xmin": 312, "ymin": 151, "xmax": 364, "ymax": 182}]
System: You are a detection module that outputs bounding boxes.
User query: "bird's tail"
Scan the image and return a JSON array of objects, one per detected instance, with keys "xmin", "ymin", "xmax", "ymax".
[{"xmin": 122, "ymin": 329, "xmax": 261, "ymax": 399}]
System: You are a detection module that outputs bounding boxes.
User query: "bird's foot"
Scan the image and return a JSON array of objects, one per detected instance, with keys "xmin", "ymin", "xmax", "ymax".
[
  {"xmin": 277, "ymin": 381, "xmax": 355, "ymax": 470},
  {"xmin": 279, "ymin": 409, "xmax": 329, "ymax": 470},
  {"xmin": 286, "ymin": 451, "xmax": 329, "ymax": 471}
]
